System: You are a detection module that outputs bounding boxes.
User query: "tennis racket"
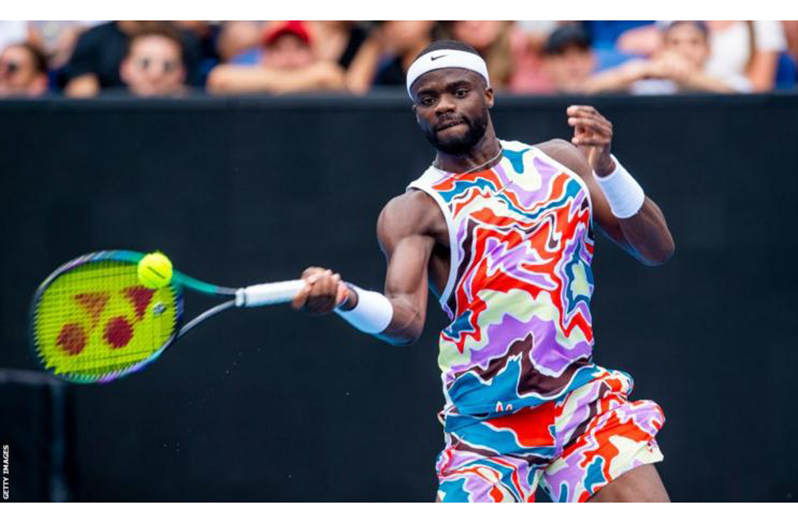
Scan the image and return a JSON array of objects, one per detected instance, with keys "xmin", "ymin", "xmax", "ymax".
[{"xmin": 29, "ymin": 250, "xmax": 304, "ymax": 384}]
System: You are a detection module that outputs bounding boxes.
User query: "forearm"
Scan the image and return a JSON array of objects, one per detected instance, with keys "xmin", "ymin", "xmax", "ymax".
[
  {"xmin": 338, "ymin": 285, "xmax": 425, "ymax": 346},
  {"xmin": 207, "ymin": 65, "xmax": 283, "ymax": 93},
  {"xmin": 680, "ymin": 72, "xmax": 737, "ymax": 94},
  {"xmin": 208, "ymin": 65, "xmax": 336, "ymax": 94},
  {"xmin": 595, "ymin": 157, "xmax": 675, "ymax": 266},
  {"xmin": 583, "ymin": 62, "xmax": 645, "ymax": 94},
  {"xmin": 380, "ymin": 294, "xmax": 425, "ymax": 346},
  {"xmin": 616, "ymin": 198, "xmax": 675, "ymax": 266}
]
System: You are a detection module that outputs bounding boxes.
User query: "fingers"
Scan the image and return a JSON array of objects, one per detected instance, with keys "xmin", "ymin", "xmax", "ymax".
[
  {"xmin": 567, "ymin": 106, "xmax": 612, "ymax": 131},
  {"xmin": 568, "ymin": 112, "xmax": 613, "ymax": 149},
  {"xmin": 572, "ymin": 136, "xmax": 612, "ymax": 147},
  {"xmin": 291, "ymin": 267, "xmax": 345, "ymax": 315},
  {"xmin": 291, "ymin": 282, "xmax": 311, "ymax": 310},
  {"xmin": 567, "ymin": 105, "xmax": 598, "ymax": 116},
  {"xmin": 568, "ymin": 116, "xmax": 612, "ymax": 133}
]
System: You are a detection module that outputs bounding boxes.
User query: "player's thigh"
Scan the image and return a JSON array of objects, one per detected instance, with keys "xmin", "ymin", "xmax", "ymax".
[{"xmin": 586, "ymin": 464, "xmax": 669, "ymax": 502}]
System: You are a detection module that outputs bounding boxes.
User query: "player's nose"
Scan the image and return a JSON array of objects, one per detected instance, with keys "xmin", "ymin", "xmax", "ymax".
[{"xmin": 435, "ymin": 94, "xmax": 456, "ymax": 114}]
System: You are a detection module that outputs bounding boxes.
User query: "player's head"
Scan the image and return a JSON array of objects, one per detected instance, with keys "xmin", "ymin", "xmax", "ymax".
[{"xmin": 408, "ymin": 40, "xmax": 494, "ymax": 155}]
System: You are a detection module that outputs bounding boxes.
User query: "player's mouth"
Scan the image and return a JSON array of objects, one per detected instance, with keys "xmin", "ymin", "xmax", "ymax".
[{"xmin": 436, "ymin": 119, "xmax": 467, "ymax": 132}]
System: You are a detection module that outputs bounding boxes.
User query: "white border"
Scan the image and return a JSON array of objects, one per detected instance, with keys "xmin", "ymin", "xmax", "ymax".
[{"xmin": 3, "ymin": 1, "xmax": 798, "ymax": 22}]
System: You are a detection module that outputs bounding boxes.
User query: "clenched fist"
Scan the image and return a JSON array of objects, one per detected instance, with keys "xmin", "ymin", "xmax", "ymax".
[{"xmin": 291, "ymin": 267, "xmax": 350, "ymax": 315}]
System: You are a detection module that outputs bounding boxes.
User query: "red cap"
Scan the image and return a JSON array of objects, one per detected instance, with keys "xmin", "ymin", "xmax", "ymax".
[{"xmin": 263, "ymin": 21, "xmax": 311, "ymax": 47}]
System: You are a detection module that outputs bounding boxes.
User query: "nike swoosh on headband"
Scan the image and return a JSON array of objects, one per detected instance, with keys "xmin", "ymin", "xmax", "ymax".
[{"xmin": 430, "ymin": 55, "xmax": 447, "ymax": 61}]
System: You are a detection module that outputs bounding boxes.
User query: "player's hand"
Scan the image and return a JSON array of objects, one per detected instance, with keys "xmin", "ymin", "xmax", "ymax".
[
  {"xmin": 567, "ymin": 105, "xmax": 616, "ymax": 177},
  {"xmin": 291, "ymin": 267, "xmax": 349, "ymax": 315}
]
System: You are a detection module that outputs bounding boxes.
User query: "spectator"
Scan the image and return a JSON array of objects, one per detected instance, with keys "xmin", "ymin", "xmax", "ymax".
[
  {"xmin": 119, "ymin": 25, "xmax": 190, "ymax": 97},
  {"xmin": 582, "ymin": 21, "xmax": 656, "ymax": 53},
  {"xmin": 173, "ymin": 21, "xmax": 221, "ymax": 85},
  {"xmin": 216, "ymin": 21, "xmax": 268, "ymax": 64},
  {"xmin": 784, "ymin": 21, "xmax": 798, "ymax": 62},
  {"xmin": 307, "ymin": 21, "xmax": 368, "ymax": 72},
  {"xmin": 705, "ymin": 21, "xmax": 787, "ymax": 92},
  {"xmin": 510, "ymin": 21, "xmax": 558, "ymax": 93},
  {"xmin": 207, "ymin": 21, "xmax": 345, "ymax": 94},
  {"xmin": 438, "ymin": 21, "xmax": 514, "ymax": 89},
  {"xmin": 436, "ymin": 21, "xmax": 556, "ymax": 93},
  {"xmin": 0, "ymin": 42, "xmax": 49, "ymax": 97},
  {"xmin": 586, "ymin": 21, "xmax": 749, "ymax": 94},
  {"xmin": 346, "ymin": 21, "xmax": 435, "ymax": 93},
  {"xmin": 28, "ymin": 21, "xmax": 96, "ymax": 70},
  {"xmin": 64, "ymin": 21, "xmax": 202, "ymax": 97},
  {"xmin": 541, "ymin": 25, "xmax": 597, "ymax": 94}
]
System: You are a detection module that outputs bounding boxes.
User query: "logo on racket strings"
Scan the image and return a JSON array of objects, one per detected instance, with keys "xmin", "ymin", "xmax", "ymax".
[{"xmin": 56, "ymin": 286, "xmax": 158, "ymax": 356}]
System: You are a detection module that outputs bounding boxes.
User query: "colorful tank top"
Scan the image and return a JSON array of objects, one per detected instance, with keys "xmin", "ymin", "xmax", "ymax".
[{"xmin": 407, "ymin": 140, "xmax": 601, "ymax": 424}]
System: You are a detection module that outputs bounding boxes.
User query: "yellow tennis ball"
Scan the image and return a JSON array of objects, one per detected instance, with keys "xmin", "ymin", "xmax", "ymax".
[{"xmin": 137, "ymin": 252, "xmax": 173, "ymax": 289}]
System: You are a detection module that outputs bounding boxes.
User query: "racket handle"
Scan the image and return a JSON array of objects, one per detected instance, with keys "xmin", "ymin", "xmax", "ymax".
[{"xmin": 236, "ymin": 280, "xmax": 305, "ymax": 307}]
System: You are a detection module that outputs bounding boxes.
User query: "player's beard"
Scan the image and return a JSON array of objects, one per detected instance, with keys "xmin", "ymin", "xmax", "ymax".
[{"xmin": 423, "ymin": 104, "xmax": 489, "ymax": 156}]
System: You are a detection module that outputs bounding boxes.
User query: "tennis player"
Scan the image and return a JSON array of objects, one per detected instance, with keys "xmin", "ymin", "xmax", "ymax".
[{"xmin": 292, "ymin": 40, "xmax": 675, "ymax": 502}]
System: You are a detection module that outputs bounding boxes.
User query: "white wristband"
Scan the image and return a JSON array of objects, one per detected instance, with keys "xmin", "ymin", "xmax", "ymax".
[
  {"xmin": 594, "ymin": 155, "xmax": 646, "ymax": 219},
  {"xmin": 334, "ymin": 285, "xmax": 393, "ymax": 334}
]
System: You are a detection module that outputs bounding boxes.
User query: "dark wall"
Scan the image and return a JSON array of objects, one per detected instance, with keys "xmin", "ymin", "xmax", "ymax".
[{"xmin": 1, "ymin": 94, "xmax": 796, "ymax": 501}]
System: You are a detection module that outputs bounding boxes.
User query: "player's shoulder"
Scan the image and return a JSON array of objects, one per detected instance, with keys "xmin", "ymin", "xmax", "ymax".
[
  {"xmin": 380, "ymin": 190, "xmax": 438, "ymax": 227},
  {"xmin": 377, "ymin": 190, "xmax": 442, "ymax": 245},
  {"xmin": 533, "ymin": 138, "xmax": 592, "ymax": 179}
]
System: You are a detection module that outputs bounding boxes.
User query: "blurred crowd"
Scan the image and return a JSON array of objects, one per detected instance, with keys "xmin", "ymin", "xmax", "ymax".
[{"xmin": 1, "ymin": 20, "xmax": 797, "ymax": 98}]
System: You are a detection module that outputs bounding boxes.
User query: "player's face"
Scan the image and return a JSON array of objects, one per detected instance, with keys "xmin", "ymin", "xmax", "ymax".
[{"xmin": 412, "ymin": 69, "xmax": 494, "ymax": 155}]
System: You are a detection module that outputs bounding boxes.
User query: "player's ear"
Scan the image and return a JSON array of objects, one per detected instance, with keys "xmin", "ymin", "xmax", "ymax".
[
  {"xmin": 412, "ymin": 104, "xmax": 420, "ymax": 123},
  {"xmin": 484, "ymin": 86, "xmax": 495, "ymax": 109}
]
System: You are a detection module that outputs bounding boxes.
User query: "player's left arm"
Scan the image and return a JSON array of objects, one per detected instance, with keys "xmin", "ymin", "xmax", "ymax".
[{"xmin": 541, "ymin": 105, "xmax": 675, "ymax": 266}]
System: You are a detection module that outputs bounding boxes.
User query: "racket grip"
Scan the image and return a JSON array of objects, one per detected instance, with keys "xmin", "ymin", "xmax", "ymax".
[{"xmin": 236, "ymin": 280, "xmax": 305, "ymax": 307}]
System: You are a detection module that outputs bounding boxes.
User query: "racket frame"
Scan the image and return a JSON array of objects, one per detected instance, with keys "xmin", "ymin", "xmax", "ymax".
[{"xmin": 29, "ymin": 250, "xmax": 230, "ymax": 384}]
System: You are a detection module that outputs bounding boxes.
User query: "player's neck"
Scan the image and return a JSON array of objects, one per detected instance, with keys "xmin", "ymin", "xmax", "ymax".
[{"xmin": 434, "ymin": 127, "xmax": 502, "ymax": 174}]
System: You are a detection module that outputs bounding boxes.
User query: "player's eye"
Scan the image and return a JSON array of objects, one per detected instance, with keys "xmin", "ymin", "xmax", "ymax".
[
  {"xmin": 455, "ymin": 89, "xmax": 469, "ymax": 97},
  {"xmin": 138, "ymin": 58, "xmax": 151, "ymax": 71},
  {"xmin": 420, "ymin": 96, "xmax": 435, "ymax": 106}
]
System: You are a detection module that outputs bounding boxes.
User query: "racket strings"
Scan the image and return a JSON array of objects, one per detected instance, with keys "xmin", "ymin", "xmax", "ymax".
[{"xmin": 33, "ymin": 260, "xmax": 180, "ymax": 382}]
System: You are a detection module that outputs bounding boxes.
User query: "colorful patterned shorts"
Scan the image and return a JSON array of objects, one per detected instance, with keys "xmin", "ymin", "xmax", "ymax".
[{"xmin": 436, "ymin": 367, "xmax": 665, "ymax": 502}]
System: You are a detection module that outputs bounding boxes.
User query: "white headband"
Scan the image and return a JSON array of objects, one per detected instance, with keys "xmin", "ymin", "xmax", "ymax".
[{"xmin": 406, "ymin": 49, "xmax": 490, "ymax": 98}]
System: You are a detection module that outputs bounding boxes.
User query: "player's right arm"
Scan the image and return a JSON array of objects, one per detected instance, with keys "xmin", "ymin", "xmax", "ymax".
[{"xmin": 292, "ymin": 191, "xmax": 438, "ymax": 346}]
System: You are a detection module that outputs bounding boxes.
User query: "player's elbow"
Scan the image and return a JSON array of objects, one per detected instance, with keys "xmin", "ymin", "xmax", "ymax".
[
  {"xmin": 385, "ymin": 334, "xmax": 420, "ymax": 347},
  {"xmin": 382, "ymin": 323, "xmax": 424, "ymax": 347},
  {"xmin": 380, "ymin": 311, "xmax": 424, "ymax": 347},
  {"xmin": 639, "ymin": 238, "xmax": 675, "ymax": 267}
]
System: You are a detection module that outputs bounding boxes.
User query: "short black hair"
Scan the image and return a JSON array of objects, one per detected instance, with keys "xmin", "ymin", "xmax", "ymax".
[
  {"xmin": 415, "ymin": 39, "xmax": 482, "ymax": 62},
  {"xmin": 544, "ymin": 25, "xmax": 591, "ymax": 56}
]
